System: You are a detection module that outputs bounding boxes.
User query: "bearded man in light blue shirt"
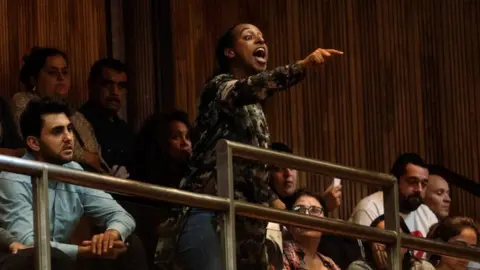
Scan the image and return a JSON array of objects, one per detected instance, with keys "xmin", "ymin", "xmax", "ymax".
[{"xmin": 0, "ymin": 98, "xmax": 147, "ymax": 269}]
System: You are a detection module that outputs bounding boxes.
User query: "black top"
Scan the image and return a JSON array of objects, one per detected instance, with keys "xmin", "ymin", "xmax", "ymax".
[
  {"xmin": 0, "ymin": 97, "xmax": 23, "ymax": 148},
  {"xmin": 79, "ymin": 100, "xmax": 134, "ymax": 168}
]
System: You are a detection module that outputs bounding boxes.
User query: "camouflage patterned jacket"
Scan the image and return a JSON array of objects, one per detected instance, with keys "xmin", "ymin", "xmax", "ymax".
[{"xmin": 181, "ymin": 62, "xmax": 306, "ymax": 205}]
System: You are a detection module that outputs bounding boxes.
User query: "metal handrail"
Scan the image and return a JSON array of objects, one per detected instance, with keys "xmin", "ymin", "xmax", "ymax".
[
  {"xmin": 215, "ymin": 139, "xmax": 400, "ymax": 270},
  {"xmin": 0, "ymin": 141, "xmax": 477, "ymax": 269},
  {"xmin": 224, "ymin": 140, "xmax": 397, "ymax": 187}
]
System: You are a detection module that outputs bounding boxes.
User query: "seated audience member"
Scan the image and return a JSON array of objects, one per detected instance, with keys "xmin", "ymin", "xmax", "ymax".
[
  {"xmin": 427, "ymin": 216, "xmax": 479, "ymax": 270},
  {"xmin": 131, "ymin": 110, "xmax": 191, "ymax": 186},
  {"xmin": 283, "ymin": 189, "xmax": 340, "ymax": 270},
  {"xmin": 0, "ymin": 97, "xmax": 24, "ymax": 156},
  {"xmin": 268, "ymin": 142, "xmax": 342, "ymax": 211},
  {"xmin": 267, "ymin": 142, "xmax": 359, "ymax": 269},
  {"xmin": 266, "ymin": 142, "xmax": 301, "ymax": 254},
  {"xmin": 350, "ymin": 153, "xmax": 438, "ymax": 257},
  {"xmin": 424, "ymin": 166, "xmax": 451, "ymax": 219},
  {"xmin": 13, "ymin": 46, "xmax": 109, "ymax": 174},
  {"xmin": 348, "ymin": 215, "xmax": 434, "ymax": 270},
  {"xmin": 79, "ymin": 58, "xmax": 134, "ymax": 176},
  {"xmin": 0, "ymin": 98, "xmax": 147, "ymax": 270},
  {"xmin": 0, "ymin": 227, "xmax": 74, "ymax": 269},
  {"xmin": 129, "ymin": 110, "xmax": 191, "ymax": 269}
]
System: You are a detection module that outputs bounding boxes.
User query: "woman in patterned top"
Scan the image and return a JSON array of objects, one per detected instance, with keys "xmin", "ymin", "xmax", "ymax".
[
  {"xmin": 12, "ymin": 47, "xmax": 109, "ymax": 173},
  {"xmin": 176, "ymin": 23, "xmax": 342, "ymax": 270},
  {"xmin": 283, "ymin": 189, "xmax": 340, "ymax": 270}
]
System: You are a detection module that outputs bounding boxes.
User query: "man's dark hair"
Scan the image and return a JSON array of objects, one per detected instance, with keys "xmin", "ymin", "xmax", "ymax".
[
  {"xmin": 289, "ymin": 188, "xmax": 325, "ymax": 210},
  {"xmin": 390, "ymin": 153, "xmax": 426, "ymax": 180},
  {"xmin": 267, "ymin": 142, "xmax": 293, "ymax": 173},
  {"xmin": 88, "ymin": 58, "xmax": 128, "ymax": 85},
  {"xmin": 20, "ymin": 98, "xmax": 72, "ymax": 140},
  {"xmin": 269, "ymin": 142, "xmax": 293, "ymax": 153},
  {"xmin": 427, "ymin": 165, "xmax": 450, "ymax": 182}
]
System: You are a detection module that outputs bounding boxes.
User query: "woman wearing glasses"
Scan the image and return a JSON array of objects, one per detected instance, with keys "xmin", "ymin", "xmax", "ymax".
[
  {"xmin": 283, "ymin": 189, "xmax": 340, "ymax": 270},
  {"xmin": 427, "ymin": 216, "xmax": 479, "ymax": 270}
]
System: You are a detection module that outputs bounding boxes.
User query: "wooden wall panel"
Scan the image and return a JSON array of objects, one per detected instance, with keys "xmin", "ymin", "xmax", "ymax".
[
  {"xmin": 0, "ymin": 0, "xmax": 107, "ymax": 108},
  {"xmin": 165, "ymin": 0, "xmax": 480, "ymax": 221},
  {"xmin": 123, "ymin": 0, "xmax": 156, "ymax": 130}
]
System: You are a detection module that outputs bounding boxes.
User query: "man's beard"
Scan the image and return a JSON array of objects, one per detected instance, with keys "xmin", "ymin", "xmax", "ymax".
[
  {"xmin": 38, "ymin": 141, "xmax": 73, "ymax": 165},
  {"xmin": 399, "ymin": 192, "xmax": 424, "ymax": 213}
]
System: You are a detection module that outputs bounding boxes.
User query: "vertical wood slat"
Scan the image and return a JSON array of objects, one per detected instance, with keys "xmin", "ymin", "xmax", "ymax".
[
  {"xmin": 0, "ymin": 0, "xmax": 107, "ymax": 108},
  {"xmin": 164, "ymin": 0, "xmax": 480, "ymax": 221},
  {"xmin": 123, "ymin": 0, "xmax": 156, "ymax": 130}
]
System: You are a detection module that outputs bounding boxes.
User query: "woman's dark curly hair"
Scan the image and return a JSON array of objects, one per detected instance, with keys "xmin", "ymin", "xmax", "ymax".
[
  {"xmin": 130, "ymin": 110, "xmax": 191, "ymax": 187},
  {"xmin": 19, "ymin": 47, "xmax": 68, "ymax": 91}
]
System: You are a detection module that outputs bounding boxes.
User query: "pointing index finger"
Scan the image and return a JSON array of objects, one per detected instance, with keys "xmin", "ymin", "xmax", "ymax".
[
  {"xmin": 320, "ymin": 49, "xmax": 332, "ymax": 57},
  {"xmin": 325, "ymin": 49, "xmax": 344, "ymax": 55}
]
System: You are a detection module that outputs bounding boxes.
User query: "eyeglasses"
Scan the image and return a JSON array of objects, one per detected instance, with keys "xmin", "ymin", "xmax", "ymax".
[{"xmin": 292, "ymin": 205, "xmax": 324, "ymax": 216}]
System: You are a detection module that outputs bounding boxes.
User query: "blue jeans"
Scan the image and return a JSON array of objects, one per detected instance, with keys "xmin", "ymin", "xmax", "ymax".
[{"xmin": 177, "ymin": 209, "xmax": 224, "ymax": 270}]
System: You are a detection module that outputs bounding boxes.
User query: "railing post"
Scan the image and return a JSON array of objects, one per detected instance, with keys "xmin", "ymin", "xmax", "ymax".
[
  {"xmin": 32, "ymin": 168, "xmax": 51, "ymax": 270},
  {"xmin": 383, "ymin": 180, "xmax": 401, "ymax": 270},
  {"xmin": 216, "ymin": 141, "xmax": 236, "ymax": 270}
]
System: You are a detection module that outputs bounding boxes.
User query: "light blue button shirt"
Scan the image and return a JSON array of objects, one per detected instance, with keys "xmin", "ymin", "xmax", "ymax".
[
  {"xmin": 0, "ymin": 154, "xmax": 136, "ymax": 260},
  {"xmin": 469, "ymin": 261, "xmax": 480, "ymax": 269}
]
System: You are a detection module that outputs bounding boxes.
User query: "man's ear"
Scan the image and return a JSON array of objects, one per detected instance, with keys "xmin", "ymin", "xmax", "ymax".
[
  {"xmin": 26, "ymin": 136, "xmax": 40, "ymax": 152},
  {"xmin": 224, "ymin": 48, "xmax": 235, "ymax": 59}
]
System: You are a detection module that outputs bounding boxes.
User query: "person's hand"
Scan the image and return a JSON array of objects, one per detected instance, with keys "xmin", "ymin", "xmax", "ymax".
[
  {"xmin": 9, "ymin": 242, "xmax": 30, "ymax": 254},
  {"xmin": 322, "ymin": 184, "xmax": 342, "ymax": 212},
  {"xmin": 271, "ymin": 199, "xmax": 286, "ymax": 210},
  {"xmin": 80, "ymin": 240, "xmax": 127, "ymax": 259},
  {"xmin": 299, "ymin": 48, "xmax": 343, "ymax": 68},
  {"xmin": 111, "ymin": 165, "xmax": 130, "ymax": 179},
  {"xmin": 372, "ymin": 243, "xmax": 389, "ymax": 270},
  {"xmin": 79, "ymin": 240, "xmax": 127, "ymax": 259},
  {"xmin": 82, "ymin": 229, "xmax": 122, "ymax": 256}
]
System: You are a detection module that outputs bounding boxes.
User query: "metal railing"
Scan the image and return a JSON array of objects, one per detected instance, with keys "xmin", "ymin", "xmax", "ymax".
[
  {"xmin": 0, "ymin": 139, "xmax": 478, "ymax": 270},
  {"xmin": 216, "ymin": 140, "xmax": 402, "ymax": 269}
]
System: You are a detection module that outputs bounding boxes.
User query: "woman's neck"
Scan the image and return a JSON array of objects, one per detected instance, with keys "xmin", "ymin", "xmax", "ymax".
[
  {"xmin": 229, "ymin": 66, "xmax": 249, "ymax": 79},
  {"xmin": 229, "ymin": 62, "xmax": 256, "ymax": 79},
  {"xmin": 295, "ymin": 236, "xmax": 321, "ymax": 257}
]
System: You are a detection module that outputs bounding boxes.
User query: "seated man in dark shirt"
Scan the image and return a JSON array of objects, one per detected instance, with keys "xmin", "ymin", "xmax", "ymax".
[{"xmin": 79, "ymin": 58, "xmax": 134, "ymax": 177}]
